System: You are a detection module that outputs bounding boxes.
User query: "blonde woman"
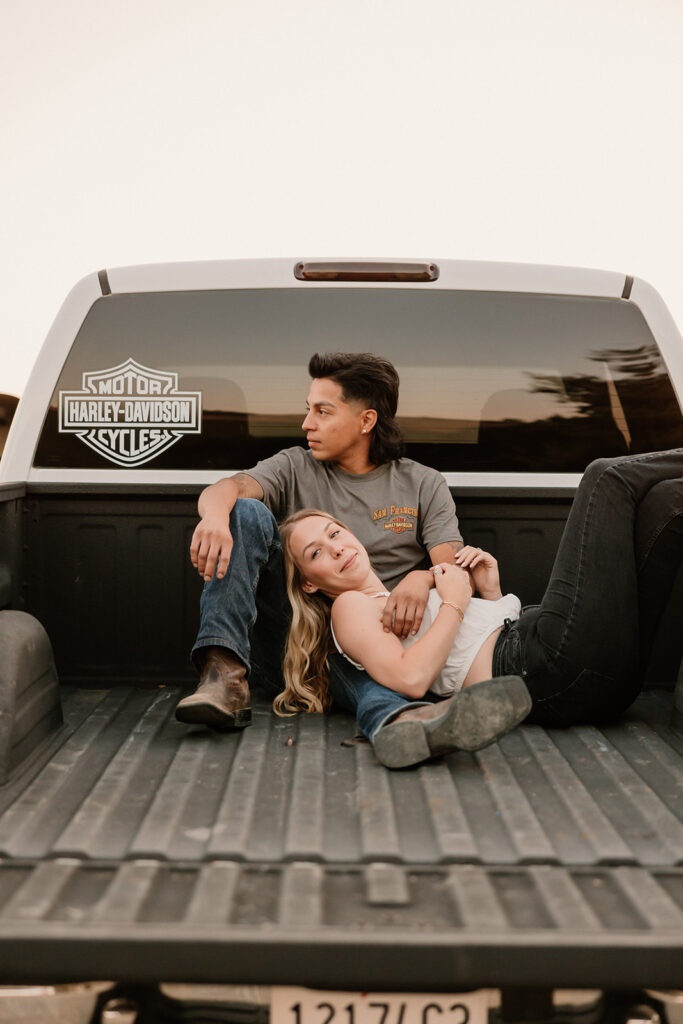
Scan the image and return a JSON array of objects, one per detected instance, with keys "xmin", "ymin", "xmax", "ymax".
[
  {"xmin": 277, "ymin": 449, "xmax": 683, "ymax": 768},
  {"xmin": 277, "ymin": 508, "xmax": 531, "ymax": 767}
]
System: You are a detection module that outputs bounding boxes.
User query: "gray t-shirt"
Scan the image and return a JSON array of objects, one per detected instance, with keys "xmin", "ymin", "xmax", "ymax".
[{"xmin": 247, "ymin": 447, "xmax": 462, "ymax": 590}]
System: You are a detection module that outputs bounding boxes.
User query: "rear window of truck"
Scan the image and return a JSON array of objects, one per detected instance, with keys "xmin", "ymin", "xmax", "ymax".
[{"xmin": 34, "ymin": 288, "xmax": 683, "ymax": 472}]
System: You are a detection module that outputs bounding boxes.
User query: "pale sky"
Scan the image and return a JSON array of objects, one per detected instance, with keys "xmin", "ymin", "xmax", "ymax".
[{"xmin": 1, "ymin": 0, "xmax": 682, "ymax": 399}]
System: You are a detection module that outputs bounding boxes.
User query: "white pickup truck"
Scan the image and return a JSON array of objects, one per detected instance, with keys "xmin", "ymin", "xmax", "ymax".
[{"xmin": 0, "ymin": 258, "xmax": 682, "ymax": 1024}]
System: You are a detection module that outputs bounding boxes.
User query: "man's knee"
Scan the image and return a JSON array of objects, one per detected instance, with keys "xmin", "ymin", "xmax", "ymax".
[{"xmin": 230, "ymin": 498, "xmax": 278, "ymax": 538}]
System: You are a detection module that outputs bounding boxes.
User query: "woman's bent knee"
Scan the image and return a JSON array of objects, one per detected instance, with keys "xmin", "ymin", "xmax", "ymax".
[{"xmin": 582, "ymin": 456, "xmax": 617, "ymax": 482}]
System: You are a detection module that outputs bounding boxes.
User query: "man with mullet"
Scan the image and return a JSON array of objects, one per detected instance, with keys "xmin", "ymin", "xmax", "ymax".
[{"xmin": 176, "ymin": 352, "xmax": 528, "ymax": 768}]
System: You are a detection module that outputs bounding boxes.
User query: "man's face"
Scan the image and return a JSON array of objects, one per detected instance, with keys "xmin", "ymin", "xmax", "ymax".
[{"xmin": 302, "ymin": 377, "xmax": 369, "ymax": 464}]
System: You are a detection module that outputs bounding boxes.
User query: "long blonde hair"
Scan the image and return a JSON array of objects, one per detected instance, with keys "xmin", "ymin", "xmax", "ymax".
[{"xmin": 274, "ymin": 509, "xmax": 350, "ymax": 716}]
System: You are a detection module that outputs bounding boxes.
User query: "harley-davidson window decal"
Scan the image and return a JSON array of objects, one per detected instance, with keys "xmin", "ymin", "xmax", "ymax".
[{"xmin": 58, "ymin": 358, "xmax": 202, "ymax": 466}]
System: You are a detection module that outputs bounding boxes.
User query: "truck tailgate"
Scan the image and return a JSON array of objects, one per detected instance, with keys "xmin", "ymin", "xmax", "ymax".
[{"xmin": 0, "ymin": 687, "xmax": 681, "ymax": 988}]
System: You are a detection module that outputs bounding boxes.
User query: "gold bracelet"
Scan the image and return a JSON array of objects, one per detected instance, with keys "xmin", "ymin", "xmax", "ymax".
[{"xmin": 440, "ymin": 601, "xmax": 465, "ymax": 622}]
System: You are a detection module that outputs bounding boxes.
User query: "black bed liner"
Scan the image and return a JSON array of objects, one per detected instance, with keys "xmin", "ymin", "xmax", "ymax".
[{"xmin": 0, "ymin": 687, "xmax": 682, "ymax": 988}]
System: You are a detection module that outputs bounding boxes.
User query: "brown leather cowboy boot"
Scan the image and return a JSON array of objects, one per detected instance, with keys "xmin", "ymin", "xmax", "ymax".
[
  {"xmin": 371, "ymin": 675, "xmax": 531, "ymax": 769},
  {"xmin": 175, "ymin": 647, "xmax": 251, "ymax": 730}
]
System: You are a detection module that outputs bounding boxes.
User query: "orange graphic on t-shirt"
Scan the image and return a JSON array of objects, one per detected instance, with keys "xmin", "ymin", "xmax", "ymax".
[{"xmin": 384, "ymin": 516, "xmax": 415, "ymax": 535}]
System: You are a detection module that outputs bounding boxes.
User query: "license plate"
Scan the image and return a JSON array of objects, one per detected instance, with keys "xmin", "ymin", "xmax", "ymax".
[{"xmin": 271, "ymin": 986, "xmax": 488, "ymax": 1024}]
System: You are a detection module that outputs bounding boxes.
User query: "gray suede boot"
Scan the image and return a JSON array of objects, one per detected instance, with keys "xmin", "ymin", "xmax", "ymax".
[{"xmin": 371, "ymin": 675, "xmax": 531, "ymax": 769}]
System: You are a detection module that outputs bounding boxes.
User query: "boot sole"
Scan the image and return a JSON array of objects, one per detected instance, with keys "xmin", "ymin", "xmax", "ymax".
[
  {"xmin": 372, "ymin": 675, "xmax": 531, "ymax": 769},
  {"xmin": 175, "ymin": 698, "xmax": 252, "ymax": 731}
]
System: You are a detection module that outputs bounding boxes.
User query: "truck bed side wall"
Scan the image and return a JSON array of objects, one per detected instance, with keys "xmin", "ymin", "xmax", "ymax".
[
  {"xmin": 0, "ymin": 484, "xmax": 26, "ymax": 611},
  {"xmin": 9, "ymin": 487, "xmax": 683, "ymax": 689}
]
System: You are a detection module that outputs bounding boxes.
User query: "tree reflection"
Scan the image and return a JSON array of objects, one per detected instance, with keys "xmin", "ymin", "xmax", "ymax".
[{"xmin": 454, "ymin": 343, "xmax": 683, "ymax": 473}]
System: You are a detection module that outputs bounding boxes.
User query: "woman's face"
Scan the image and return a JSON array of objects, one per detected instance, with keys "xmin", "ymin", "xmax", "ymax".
[{"xmin": 287, "ymin": 515, "xmax": 371, "ymax": 598}]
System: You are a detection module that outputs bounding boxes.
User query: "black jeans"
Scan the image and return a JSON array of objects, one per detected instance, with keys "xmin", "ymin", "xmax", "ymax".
[{"xmin": 493, "ymin": 450, "xmax": 683, "ymax": 727}]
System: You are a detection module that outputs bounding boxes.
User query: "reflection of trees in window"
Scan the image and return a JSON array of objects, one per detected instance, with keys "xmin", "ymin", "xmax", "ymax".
[
  {"xmin": 528, "ymin": 343, "xmax": 682, "ymax": 449},
  {"xmin": 466, "ymin": 344, "xmax": 683, "ymax": 473},
  {"xmin": 591, "ymin": 343, "xmax": 661, "ymax": 380},
  {"xmin": 530, "ymin": 344, "xmax": 662, "ymax": 415}
]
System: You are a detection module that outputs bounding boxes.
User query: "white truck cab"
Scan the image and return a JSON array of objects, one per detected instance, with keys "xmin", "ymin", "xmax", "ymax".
[{"xmin": 3, "ymin": 258, "xmax": 682, "ymax": 490}]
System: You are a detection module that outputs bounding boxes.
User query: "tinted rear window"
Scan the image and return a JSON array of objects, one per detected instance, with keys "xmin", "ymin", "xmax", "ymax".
[{"xmin": 34, "ymin": 288, "xmax": 683, "ymax": 472}]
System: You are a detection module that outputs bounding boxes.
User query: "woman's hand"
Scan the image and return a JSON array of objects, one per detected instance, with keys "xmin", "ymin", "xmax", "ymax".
[
  {"xmin": 381, "ymin": 570, "xmax": 432, "ymax": 638},
  {"xmin": 430, "ymin": 563, "xmax": 474, "ymax": 612},
  {"xmin": 454, "ymin": 546, "xmax": 502, "ymax": 600}
]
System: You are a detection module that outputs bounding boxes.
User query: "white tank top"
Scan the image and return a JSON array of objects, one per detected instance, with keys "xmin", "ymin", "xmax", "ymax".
[{"xmin": 330, "ymin": 589, "xmax": 521, "ymax": 696}]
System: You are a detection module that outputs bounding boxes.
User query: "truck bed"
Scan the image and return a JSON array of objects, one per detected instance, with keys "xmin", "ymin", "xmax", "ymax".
[
  {"xmin": 1, "ymin": 685, "xmax": 681, "ymax": 990},
  {"xmin": 3, "ymin": 259, "xmax": 683, "ymax": 1017}
]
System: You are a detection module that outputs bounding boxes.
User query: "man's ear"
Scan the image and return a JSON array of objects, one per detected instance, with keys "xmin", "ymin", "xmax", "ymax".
[
  {"xmin": 361, "ymin": 408, "xmax": 378, "ymax": 434},
  {"xmin": 301, "ymin": 579, "xmax": 319, "ymax": 594}
]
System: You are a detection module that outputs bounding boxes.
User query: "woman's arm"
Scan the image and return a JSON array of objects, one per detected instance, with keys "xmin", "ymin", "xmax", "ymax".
[
  {"xmin": 379, "ymin": 541, "xmax": 466, "ymax": 640},
  {"xmin": 332, "ymin": 565, "xmax": 473, "ymax": 698}
]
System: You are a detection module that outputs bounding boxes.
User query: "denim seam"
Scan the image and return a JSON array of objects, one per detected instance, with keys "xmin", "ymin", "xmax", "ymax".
[
  {"xmin": 557, "ymin": 462, "xmax": 608, "ymax": 660},
  {"xmin": 532, "ymin": 665, "xmax": 615, "ymax": 705},
  {"xmin": 635, "ymin": 505, "xmax": 683, "ymax": 572},
  {"xmin": 554, "ymin": 460, "xmax": 629, "ymax": 661},
  {"xmin": 558, "ymin": 454, "xmax": 683, "ymax": 659}
]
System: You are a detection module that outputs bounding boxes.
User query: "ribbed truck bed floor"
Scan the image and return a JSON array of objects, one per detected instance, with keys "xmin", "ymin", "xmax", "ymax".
[{"xmin": 0, "ymin": 686, "xmax": 682, "ymax": 988}]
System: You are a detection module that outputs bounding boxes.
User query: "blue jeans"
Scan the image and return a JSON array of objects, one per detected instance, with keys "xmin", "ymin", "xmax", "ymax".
[
  {"xmin": 192, "ymin": 499, "xmax": 421, "ymax": 738},
  {"xmin": 494, "ymin": 450, "xmax": 683, "ymax": 726}
]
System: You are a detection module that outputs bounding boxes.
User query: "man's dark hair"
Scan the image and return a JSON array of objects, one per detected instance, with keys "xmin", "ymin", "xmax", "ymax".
[{"xmin": 308, "ymin": 352, "xmax": 404, "ymax": 465}]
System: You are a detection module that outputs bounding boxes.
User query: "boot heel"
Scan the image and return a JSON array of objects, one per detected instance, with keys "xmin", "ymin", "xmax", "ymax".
[{"xmin": 372, "ymin": 720, "xmax": 431, "ymax": 769}]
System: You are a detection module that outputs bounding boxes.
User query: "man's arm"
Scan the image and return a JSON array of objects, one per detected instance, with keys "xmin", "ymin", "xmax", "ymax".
[
  {"xmin": 380, "ymin": 540, "xmax": 464, "ymax": 639},
  {"xmin": 190, "ymin": 473, "xmax": 264, "ymax": 581},
  {"xmin": 428, "ymin": 540, "xmax": 464, "ymax": 566}
]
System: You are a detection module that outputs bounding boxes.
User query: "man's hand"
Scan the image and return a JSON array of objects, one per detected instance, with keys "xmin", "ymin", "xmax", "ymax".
[
  {"xmin": 381, "ymin": 570, "xmax": 432, "ymax": 639},
  {"xmin": 190, "ymin": 516, "xmax": 233, "ymax": 581},
  {"xmin": 190, "ymin": 474, "xmax": 263, "ymax": 583}
]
